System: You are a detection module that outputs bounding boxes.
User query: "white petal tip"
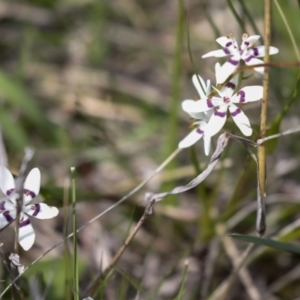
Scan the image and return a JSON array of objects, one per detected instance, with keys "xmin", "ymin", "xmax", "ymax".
[{"xmin": 182, "ymin": 100, "xmax": 197, "ymax": 112}]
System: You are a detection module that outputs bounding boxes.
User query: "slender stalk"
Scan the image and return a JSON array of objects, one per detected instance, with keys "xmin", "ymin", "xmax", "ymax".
[
  {"xmin": 0, "ymin": 148, "xmax": 181, "ymax": 298},
  {"xmin": 163, "ymin": 0, "xmax": 184, "ymax": 204},
  {"xmin": 71, "ymin": 167, "xmax": 79, "ymax": 300},
  {"xmin": 257, "ymin": 0, "xmax": 271, "ymax": 236},
  {"xmin": 83, "ymin": 200, "xmax": 156, "ymax": 298},
  {"xmin": 175, "ymin": 260, "xmax": 189, "ymax": 300}
]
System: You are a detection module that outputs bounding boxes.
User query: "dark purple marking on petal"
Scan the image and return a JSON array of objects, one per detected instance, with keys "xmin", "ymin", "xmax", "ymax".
[
  {"xmin": 20, "ymin": 218, "xmax": 30, "ymax": 228},
  {"xmin": 0, "ymin": 201, "xmax": 6, "ymax": 211},
  {"xmin": 231, "ymin": 108, "xmax": 242, "ymax": 117},
  {"xmin": 244, "ymin": 41, "xmax": 250, "ymax": 47},
  {"xmin": 214, "ymin": 110, "xmax": 226, "ymax": 118},
  {"xmin": 228, "ymin": 58, "xmax": 239, "ymax": 66},
  {"xmin": 244, "ymin": 55, "xmax": 254, "ymax": 63},
  {"xmin": 252, "ymin": 47, "xmax": 259, "ymax": 56},
  {"xmin": 31, "ymin": 204, "xmax": 41, "ymax": 217},
  {"xmin": 225, "ymin": 42, "xmax": 232, "ymax": 47},
  {"xmin": 206, "ymin": 100, "xmax": 214, "ymax": 108},
  {"xmin": 238, "ymin": 90, "xmax": 246, "ymax": 103},
  {"xmin": 7, "ymin": 188, "xmax": 14, "ymax": 196},
  {"xmin": 196, "ymin": 128, "xmax": 204, "ymax": 135},
  {"xmin": 226, "ymin": 82, "xmax": 236, "ymax": 90},
  {"xmin": 3, "ymin": 211, "xmax": 14, "ymax": 223},
  {"xmin": 223, "ymin": 48, "xmax": 230, "ymax": 55},
  {"xmin": 24, "ymin": 189, "xmax": 36, "ymax": 199}
]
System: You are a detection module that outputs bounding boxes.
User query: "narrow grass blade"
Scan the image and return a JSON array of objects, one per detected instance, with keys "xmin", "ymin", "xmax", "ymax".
[
  {"xmin": 175, "ymin": 260, "xmax": 189, "ymax": 300},
  {"xmin": 230, "ymin": 233, "xmax": 300, "ymax": 255},
  {"xmin": 71, "ymin": 167, "xmax": 79, "ymax": 300},
  {"xmin": 163, "ymin": 0, "xmax": 185, "ymax": 205},
  {"xmin": 226, "ymin": 0, "xmax": 246, "ymax": 33}
]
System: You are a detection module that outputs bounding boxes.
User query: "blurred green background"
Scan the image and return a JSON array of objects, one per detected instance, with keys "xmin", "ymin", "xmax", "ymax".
[{"xmin": 0, "ymin": 0, "xmax": 300, "ymax": 299}]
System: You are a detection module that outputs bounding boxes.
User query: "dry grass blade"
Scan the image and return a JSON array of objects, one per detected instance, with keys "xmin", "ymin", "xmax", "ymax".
[
  {"xmin": 145, "ymin": 133, "xmax": 230, "ymax": 202},
  {"xmin": 83, "ymin": 200, "xmax": 156, "ymax": 298},
  {"xmin": 215, "ymin": 223, "xmax": 262, "ymax": 300}
]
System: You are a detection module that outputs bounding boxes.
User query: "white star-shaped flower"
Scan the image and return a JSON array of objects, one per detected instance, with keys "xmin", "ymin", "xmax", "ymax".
[
  {"xmin": 182, "ymin": 63, "xmax": 263, "ymax": 137},
  {"xmin": 202, "ymin": 33, "xmax": 279, "ymax": 83},
  {"xmin": 178, "ymin": 74, "xmax": 213, "ymax": 155},
  {"xmin": 0, "ymin": 166, "xmax": 59, "ymax": 251}
]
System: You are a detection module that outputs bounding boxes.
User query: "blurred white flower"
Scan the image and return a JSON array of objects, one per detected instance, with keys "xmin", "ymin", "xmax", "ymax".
[
  {"xmin": 0, "ymin": 166, "xmax": 59, "ymax": 251},
  {"xmin": 202, "ymin": 33, "xmax": 279, "ymax": 83},
  {"xmin": 182, "ymin": 63, "xmax": 263, "ymax": 137},
  {"xmin": 178, "ymin": 74, "xmax": 213, "ymax": 155}
]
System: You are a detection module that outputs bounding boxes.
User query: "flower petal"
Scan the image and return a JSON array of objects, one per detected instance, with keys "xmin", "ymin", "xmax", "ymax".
[
  {"xmin": 24, "ymin": 203, "xmax": 59, "ymax": 219},
  {"xmin": 215, "ymin": 62, "xmax": 223, "ymax": 85},
  {"xmin": 0, "ymin": 200, "xmax": 16, "ymax": 229},
  {"xmin": 241, "ymin": 35, "xmax": 260, "ymax": 51},
  {"xmin": 218, "ymin": 55, "xmax": 240, "ymax": 83},
  {"xmin": 0, "ymin": 166, "xmax": 16, "ymax": 200},
  {"xmin": 192, "ymin": 74, "xmax": 207, "ymax": 99},
  {"xmin": 188, "ymin": 111, "xmax": 207, "ymax": 121},
  {"xmin": 205, "ymin": 106, "xmax": 228, "ymax": 136},
  {"xmin": 182, "ymin": 98, "xmax": 219, "ymax": 114},
  {"xmin": 19, "ymin": 216, "xmax": 35, "ymax": 251},
  {"xmin": 269, "ymin": 46, "xmax": 279, "ymax": 55},
  {"xmin": 244, "ymin": 56, "xmax": 264, "ymax": 73},
  {"xmin": 202, "ymin": 49, "xmax": 231, "ymax": 58},
  {"xmin": 203, "ymin": 135, "xmax": 212, "ymax": 156},
  {"xmin": 243, "ymin": 46, "xmax": 279, "ymax": 59},
  {"xmin": 178, "ymin": 128, "xmax": 204, "ymax": 148},
  {"xmin": 23, "ymin": 168, "xmax": 41, "ymax": 204},
  {"xmin": 216, "ymin": 36, "xmax": 238, "ymax": 50},
  {"xmin": 229, "ymin": 105, "xmax": 252, "ymax": 136},
  {"xmin": 232, "ymin": 86, "xmax": 263, "ymax": 103},
  {"xmin": 223, "ymin": 75, "xmax": 238, "ymax": 96}
]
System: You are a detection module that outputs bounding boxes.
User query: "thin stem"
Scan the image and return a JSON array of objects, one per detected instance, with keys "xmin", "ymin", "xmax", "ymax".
[
  {"xmin": 226, "ymin": 0, "xmax": 246, "ymax": 33},
  {"xmin": 83, "ymin": 200, "xmax": 156, "ymax": 298},
  {"xmin": 257, "ymin": 0, "xmax": 271, "ymax": 236},
  {"xmin": 71, "ymin": 167, "xmax": 79, "ymax": 300},
  {"xmin": 0, "ymin": 147, "xmax": 181, "ymax": 298},
  {"xmin": 163, "ymin": 0, "xmax": 184, "ymax": 204},
  {"xmin": 274, "ymin": 0, "xmax": 300, "ymax": 61}
]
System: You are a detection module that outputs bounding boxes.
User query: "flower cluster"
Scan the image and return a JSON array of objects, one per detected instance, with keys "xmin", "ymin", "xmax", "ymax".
[
  {"xmin": 179, "ymin": 34, "xmax": 278, "ymax": 155},
  {"xmin": 0, "ymin": 166, "xmax": 59, "ymax": 251}
]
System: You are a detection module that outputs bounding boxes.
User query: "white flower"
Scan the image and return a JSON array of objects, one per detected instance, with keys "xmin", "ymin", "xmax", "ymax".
[
  {"xmin": 182, "ymin": 63, "xmax": 263, "ymax": 137},
  {"xmin": 0, "ymin": 166, "xmax": 59, "ymax": 251},
  {"xmin": 202, "ymin": 33, "xmax": 279, "ymax": 83},
  {"xmin": 178, "ymin": 74, "xmax": 213, "ymax": 155}
]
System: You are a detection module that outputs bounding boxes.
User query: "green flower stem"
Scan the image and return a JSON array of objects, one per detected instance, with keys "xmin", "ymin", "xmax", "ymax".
[{"xmin": 71, "ymin": 167, "xmax": 79, "ymax": 300}]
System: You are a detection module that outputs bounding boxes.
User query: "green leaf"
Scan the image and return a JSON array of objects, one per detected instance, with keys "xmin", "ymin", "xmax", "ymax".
[
  {"xmin": 0, "ymin": 70, "xmax": 44, "ymax": 124},
  {"xmin": 0, "ymin": 109, "xmax": 28, "ymax": 150},
  {"xmin": 230, "ymin": 233, "xmax": 300, "ymax": 255}
]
